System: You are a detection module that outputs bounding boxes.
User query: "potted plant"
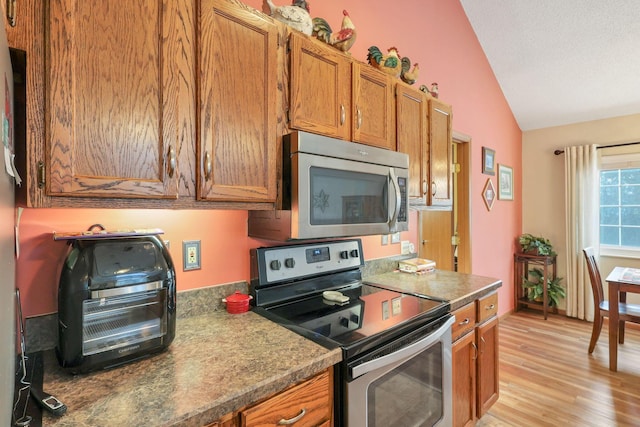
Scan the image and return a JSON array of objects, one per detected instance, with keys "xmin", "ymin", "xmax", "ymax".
[
  {"xmin": 518, "ymin": 233, "xmax": 556, "ymax": 256},
  {"xmin": 522, "ymin": 268, "xmax": 565, "ymax": 307}
]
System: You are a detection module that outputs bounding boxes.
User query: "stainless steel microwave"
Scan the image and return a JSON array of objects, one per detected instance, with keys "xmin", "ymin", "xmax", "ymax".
[{"xmin": 249, "ymin": 131, "xmax": 409, "ymax": 241}]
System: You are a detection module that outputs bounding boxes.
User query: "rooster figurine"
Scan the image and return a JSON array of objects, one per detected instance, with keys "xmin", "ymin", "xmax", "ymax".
[
  {"xmin": 367, "ymin": 46, "xmax": 402, "ymax": 78},
  {"xmin": 400, "ymin": 58, "xmax": 419, "ymax": 85},
  {"xmin": 312, "ymin": 10, "xmax": 357, "ymax": 53},
  {"xmin": 264, "ymin": 0, "xmax": 313, "ymax": 35}
]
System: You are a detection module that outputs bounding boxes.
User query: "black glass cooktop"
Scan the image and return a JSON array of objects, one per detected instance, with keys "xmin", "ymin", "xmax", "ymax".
[{"xmin": 258, "ymin": 283, "xmax": 448, "ymax": 359}]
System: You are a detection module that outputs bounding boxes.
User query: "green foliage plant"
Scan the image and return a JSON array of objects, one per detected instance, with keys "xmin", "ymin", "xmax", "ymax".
[
  {"xmin": 518, "ymin": 233, "xmax": 556, "ymax": 256},
  {"xmin": 522, "ymin": 268, "xmax": 565, "ymax": 307}
]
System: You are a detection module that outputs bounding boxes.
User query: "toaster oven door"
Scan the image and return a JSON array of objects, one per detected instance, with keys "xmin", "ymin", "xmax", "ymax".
[{"xmin": 82, "ymin": 284, "xmax": 167, "ymax": 356}]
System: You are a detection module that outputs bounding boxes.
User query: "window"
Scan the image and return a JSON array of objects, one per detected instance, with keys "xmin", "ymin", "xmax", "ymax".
[{"xmin": 600, "ymin": 153, "xmax": 640, "ymax": 256}]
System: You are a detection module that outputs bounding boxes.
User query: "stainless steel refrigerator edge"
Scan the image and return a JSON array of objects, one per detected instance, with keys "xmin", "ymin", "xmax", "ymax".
[{"xmin": 0, "ymin": 13, "xmax": 15, "ymax": 424}]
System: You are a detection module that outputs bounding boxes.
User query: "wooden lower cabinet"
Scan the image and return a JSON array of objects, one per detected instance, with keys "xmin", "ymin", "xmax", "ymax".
[
  {"xmin": 206, "ymin": 369, "xmax": 332, "ymax": 427},
  {"xmin": 452, "ymin": 293, "xmax": 499, "ymax": 426}
]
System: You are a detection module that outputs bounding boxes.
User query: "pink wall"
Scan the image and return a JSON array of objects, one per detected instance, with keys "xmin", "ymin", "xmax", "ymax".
[
  {"xmin": 16, "ymin": 208, "xmax": 417, "ymax": 317},
  {"xmin": 16, "ymin": 0, "xmax": 522, "ymax": 317}
]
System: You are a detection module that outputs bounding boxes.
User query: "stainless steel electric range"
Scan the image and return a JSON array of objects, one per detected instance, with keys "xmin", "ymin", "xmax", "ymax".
[{"xmin": 250, "ymin": 239, "xmax": 454, "ymax": 427}]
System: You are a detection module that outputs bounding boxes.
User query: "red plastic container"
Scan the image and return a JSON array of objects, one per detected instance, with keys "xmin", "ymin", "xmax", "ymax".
[{"xmin": 222, "ymin": 291, "xmax": 252, "ymax": 314}]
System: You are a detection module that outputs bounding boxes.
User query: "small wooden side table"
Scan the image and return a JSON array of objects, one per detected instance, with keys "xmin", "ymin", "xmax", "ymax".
[{"xmin": 513, "ymin": 252, "xmax": 557, "ymax": 320}]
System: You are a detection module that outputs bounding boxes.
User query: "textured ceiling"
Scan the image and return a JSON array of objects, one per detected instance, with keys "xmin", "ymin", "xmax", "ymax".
[{"xmin": 460, "ymin": 0, "xmax": 640, "ymax": 131}]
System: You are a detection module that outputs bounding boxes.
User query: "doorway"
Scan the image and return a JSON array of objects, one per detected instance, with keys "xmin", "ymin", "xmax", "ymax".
[{"xmin": 418, "ymin": 131, "xmax": 472, "ymax": 273}]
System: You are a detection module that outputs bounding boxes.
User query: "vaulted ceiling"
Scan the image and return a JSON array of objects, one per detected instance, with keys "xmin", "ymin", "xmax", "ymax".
[{"xmin": 460, "ymin": 0, "xmax": 640, "ymax": 131}]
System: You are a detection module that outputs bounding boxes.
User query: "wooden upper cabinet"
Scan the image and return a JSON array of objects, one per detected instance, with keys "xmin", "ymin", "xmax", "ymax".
[
  {"xmin": 198, "ymin": 0, "xmax": 278, "ymax": 203},
  {"xmin": 396, "ymin": 84, "xmax": 428, "ymax": 199},
  {"xmin": 47, "ymin": 0, "xmax": 181, "ymax": 198},
  {"xmin": 289, "ymin": 32, "xmax": 351, "ymax": 140},
  {"xmin": 429, "ymin": 98, "xmax": 453, "ymax": 206},
  {"xmin": 352, "ymin": 63, "xmax": 395, "ymax": 150},
  {"xmin": 288, "ymin": 33, "xmax": 395, "ymax": 149}
]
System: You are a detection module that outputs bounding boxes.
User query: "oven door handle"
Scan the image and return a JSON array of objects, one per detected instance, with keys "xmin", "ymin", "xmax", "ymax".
[{"xmin": 350, "ymin": 315, "xmax": 454, "ymax": 379}]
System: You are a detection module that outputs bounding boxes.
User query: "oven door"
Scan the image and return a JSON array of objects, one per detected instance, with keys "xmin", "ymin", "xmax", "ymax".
[{"xmin": 345, "ymin": 315, "xmax": 454, "ymax": 427}]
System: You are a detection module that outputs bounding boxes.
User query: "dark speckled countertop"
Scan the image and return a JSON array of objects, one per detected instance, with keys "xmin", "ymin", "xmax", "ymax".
[
  {"xmin": 364, "ymin": 269, "xmax": 502, "ymax": 311},
  {"xmin": 40, "ymin": 311, "xmax": 342, "ymax": 427},
  {"xmin": 37, "ymin": 268, "xmax": 499, "ymax": 426}
]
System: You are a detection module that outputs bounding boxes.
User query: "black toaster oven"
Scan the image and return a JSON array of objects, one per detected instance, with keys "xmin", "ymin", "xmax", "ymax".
[{"xmin": 56, "ymin": 234, "xmax": 176, "ymax": 373}]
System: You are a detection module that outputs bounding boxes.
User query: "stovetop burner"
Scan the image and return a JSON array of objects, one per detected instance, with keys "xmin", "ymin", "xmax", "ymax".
[{"xmin": 250, "ymin": 239, "xmax": 449, "ymax": 359}]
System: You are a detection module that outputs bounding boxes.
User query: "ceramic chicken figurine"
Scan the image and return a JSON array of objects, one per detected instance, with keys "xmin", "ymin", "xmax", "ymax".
[
  {"xmin": 367, "ymin": 46, "xmax": 402, "ymax": 78},
  {"xmin": 264, "ymin": 0, "xmax": 313, "ymax": 35},
  {"xmin": 400, "ymin": 57, "xmax": 419, "ymax": 85},
  {"xmin": 312, "ymin": 10, "xmax": 357, "ymax": 53}
]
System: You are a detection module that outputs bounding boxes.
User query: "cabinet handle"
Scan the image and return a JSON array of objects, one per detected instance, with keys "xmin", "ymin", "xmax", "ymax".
[
  {"xmin": 472, "ymin": 342, "xmax": 478, "ymax": 360},
  {"xmin": 458, "ymin": 318, "xmax": 470, "ymax": 326},
  {"xmin": 340, "ymin": 104, "xmax": 346, "ymax": 125},
  {"xmin": 486, "ymin": 304, "xmax": 495, "ymax": 311},
  {"xmin": 422, "ymin": 180, "xmax": 427, "ymax": 196},
  {"xmin": 167, "ymin": 146, "xmax": 176, "ymax": 178},
  {"xmin": 480, "ymin": 336, "xmax": 486, "ymax": 354},
  {"xmin": 7, "ymin": 0, "xmax": 16, "ymax": 27},
  {"xmin": 277, "ymin": 408, "xmax": 306, "ymax": 425},
  {"xmin": 204, "ymin": 151, "xmax": 212, "ymax": 181},
  {"xmin": 431, "ymin": 181, "xmax": 437, "ymax": 196},
  {"xmin": 356, "ymin": 107, "xmax": 362, "ymax": 129},
  {"xmin": 37, "ymin": 161, "xmax": 45, "ymax": 188}
]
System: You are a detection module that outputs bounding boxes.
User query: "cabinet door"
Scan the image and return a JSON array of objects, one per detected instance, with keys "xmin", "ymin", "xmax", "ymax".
[
  {"xmin": 452, "ymin": 331, "xmax": 477, "ymax": 427},
  {"xmin": 289, "ymin": 32, "xmax": 351, "ymax": 140},
  {"xmin": 198, "ymin": 0, "xmax": 278, "ymax": 202},
  {"xmin": 429, "ymin": 98, "xmax": 453, "ymax": 206},
  {"xmin": 48, "ymin": 0, "xmax": 181, "ymax": 198},
  {"xmin": 476, "ymin": 315, "xmax": 499, "ymax": 417},
  {"xmin": 396, "ymin": 84, "xmax": 428, "ymax": 199},
  {"xmin": 352, "ymin": 63, "xmax": 395, "ymax": 150}
]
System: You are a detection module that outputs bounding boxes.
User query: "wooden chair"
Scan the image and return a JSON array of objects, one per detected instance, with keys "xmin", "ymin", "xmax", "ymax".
[{"xmin": 583, "ymin": 247, "xmax": 640, "ymax": 353}]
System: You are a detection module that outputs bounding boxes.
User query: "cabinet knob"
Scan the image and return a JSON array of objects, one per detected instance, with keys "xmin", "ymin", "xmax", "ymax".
[
  {"xmin": 167, "ymin": 146, "xmax": 176, "ymax": 178},
  {"xmin": 204, "ymin": 151, "xmax": 212, "ymax": 181}
]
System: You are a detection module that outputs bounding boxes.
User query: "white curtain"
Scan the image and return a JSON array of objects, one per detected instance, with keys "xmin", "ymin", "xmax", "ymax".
[{"xmin": 564, "ymin": 144, "xmax": 599, "ymax": 321}]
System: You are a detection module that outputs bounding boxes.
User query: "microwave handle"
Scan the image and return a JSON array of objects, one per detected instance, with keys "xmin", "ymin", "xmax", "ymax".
[{"xmin": 388, "ymin": 168, "xmax": 401, "ymax": 232}]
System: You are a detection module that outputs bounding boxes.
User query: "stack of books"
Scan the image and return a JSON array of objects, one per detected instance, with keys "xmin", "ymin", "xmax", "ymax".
[{"xmin": 398, "ymin": 258, "xmax": 436, "ymax": 274}]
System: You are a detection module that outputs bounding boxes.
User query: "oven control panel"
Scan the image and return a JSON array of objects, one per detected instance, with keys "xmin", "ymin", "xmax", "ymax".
[{"xmin": 257, "ymin": 239, "xmax": 364, "ymax": 284}]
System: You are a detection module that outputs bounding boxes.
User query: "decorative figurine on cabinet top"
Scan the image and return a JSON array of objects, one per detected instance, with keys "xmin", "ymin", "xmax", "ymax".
[
  {"xmin": 367, "ymin": 46, "xmax": 403, "ymax": 78},
  {"xmin": 312, "ymin": 10, "xmax": 357, "ymax": 53},
  {"xmin": 400, "ymin": 58, "xmax": 419, "ymax": 85},
  {"xmin": 264, "ymin": 0, "xmax": 313, "ymax": 35}
]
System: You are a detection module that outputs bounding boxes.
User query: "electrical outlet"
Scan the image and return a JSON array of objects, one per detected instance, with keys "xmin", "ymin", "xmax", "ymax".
[
  {"xmin": 183, "ymin": 240, "xmax": 201, "ymax": 271},
  {"xmin": 391, "ymin": 232, "xmax": 401, "ymax": 244},
  {"xmin": 401, "ymin": 240, "xmax": 411, "ymax": 255}
]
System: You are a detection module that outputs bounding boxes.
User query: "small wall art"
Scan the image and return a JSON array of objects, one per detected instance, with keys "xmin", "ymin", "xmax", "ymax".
[
  {"xmin": 482, "ymin": 147, "xmax": 496, "ymax": 175},
  {"xmin": 498, "ymin": 164, "xmax": 513, "ymax": 200},
  {"xmin": 482, "ymin": 178, "xmax": 496, "ymax": 211}
]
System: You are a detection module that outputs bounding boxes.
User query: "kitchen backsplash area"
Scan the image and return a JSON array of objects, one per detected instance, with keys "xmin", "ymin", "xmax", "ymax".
[{"xmin": 23, "ymin": 254, "xmax": 414, "ymax": 354}]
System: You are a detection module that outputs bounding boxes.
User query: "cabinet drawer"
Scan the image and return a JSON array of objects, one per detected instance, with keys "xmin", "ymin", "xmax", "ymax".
[
  {"xmin": 241, "ymin": 370, "xmax": 331, "ymax": 426},
  {"xmin": 451, "ymin": 302, "xmax": 476, "ymax": 341},
  {"xmin": 477, "ymin": 293, "xmax": 498, "ymax": 323}
]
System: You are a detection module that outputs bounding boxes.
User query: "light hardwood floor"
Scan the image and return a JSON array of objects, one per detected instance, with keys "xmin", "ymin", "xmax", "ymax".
[{"xmin": 476, "ymin": 310, "xmax": 640, "ymax": 427}]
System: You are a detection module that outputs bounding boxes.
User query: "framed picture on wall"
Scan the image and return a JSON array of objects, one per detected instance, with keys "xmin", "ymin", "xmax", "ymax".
[
  {"xmin": 498, "ymin": 164, "xmax": 513, "ymax": 200},
  {"xmin": 482, "ymin": 147, "xmax": 496, "ymax": 175},
  {"xmin": 482, "ymin": 178, "xmax": 496, "ymax": 211}
]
